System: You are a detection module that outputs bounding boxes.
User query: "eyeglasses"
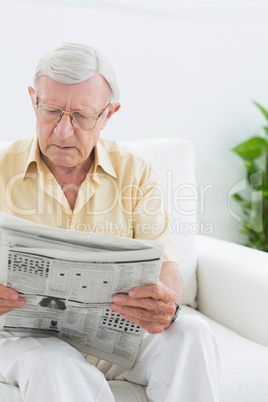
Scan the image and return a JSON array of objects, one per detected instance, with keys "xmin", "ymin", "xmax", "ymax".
[{"xmin": 35, "ymin": 101, "xmax": 110, "ymax": 130}]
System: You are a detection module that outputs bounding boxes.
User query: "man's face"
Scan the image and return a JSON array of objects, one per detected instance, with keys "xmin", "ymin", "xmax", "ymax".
[{"xmin": 29, "ymin": 75, "xmax": 119, "ymax": 172}]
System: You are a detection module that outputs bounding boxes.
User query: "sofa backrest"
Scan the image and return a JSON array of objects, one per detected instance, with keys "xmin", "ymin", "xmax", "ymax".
[{"xmin": 120, "ymin": 138, "xmax": 197, "ymax": 308}]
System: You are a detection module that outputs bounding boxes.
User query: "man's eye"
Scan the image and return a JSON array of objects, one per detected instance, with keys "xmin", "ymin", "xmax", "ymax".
[
  {"xmin": 47, "ymin": 109, "xmax": 60, "ymax": 114},
  {"xmin": 75, "ymin": 112, "xmax": 89, "ymax": 119},
  {"xmin": 41, "ymin": 107, "xmax": 60, "ymax": 115}
]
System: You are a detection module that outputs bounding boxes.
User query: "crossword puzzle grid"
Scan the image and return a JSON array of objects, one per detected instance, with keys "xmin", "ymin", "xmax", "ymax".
[
  {"xmin": 101, "ymin": 307, "xmax": 142, "ymax": 334},
  {"xmin": 8, "ymin": 252, "xmax": 50, "ymax": 277}
]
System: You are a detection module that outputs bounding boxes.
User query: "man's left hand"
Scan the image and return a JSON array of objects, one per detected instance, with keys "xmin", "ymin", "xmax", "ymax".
[{"xmin": 111, "ymin": 281, "xmax": 177, "ymax": 334}]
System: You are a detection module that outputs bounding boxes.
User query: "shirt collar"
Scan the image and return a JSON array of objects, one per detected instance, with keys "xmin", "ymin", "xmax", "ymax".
[
  {"xmin": 23, "ymin": 135, "xmax": 44, "ymax": 178},
  {"xmin": 23, "ymin": 136, "xmax": 118, "ymax": 180},
  {"xmin": 94, "ymin": 139, "xmax": 118, "ymax": 179}
]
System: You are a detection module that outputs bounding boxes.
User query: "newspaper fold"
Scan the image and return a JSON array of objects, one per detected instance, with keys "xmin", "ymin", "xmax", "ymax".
[{"xmin": 0, "ymin": 212, "xmax": 163, "ymax": 368}]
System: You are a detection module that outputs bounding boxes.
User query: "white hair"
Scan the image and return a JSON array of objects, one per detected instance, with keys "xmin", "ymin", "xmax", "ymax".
[{"xmin": 33, "ymin": 43, "xmax": 119, "ymax": 103}]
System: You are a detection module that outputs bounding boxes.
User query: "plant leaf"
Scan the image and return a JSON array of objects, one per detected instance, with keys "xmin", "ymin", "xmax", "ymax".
[
  {"xmin": 263, "ymin": 126, "xmax": 268, "ymax": 136},
  {"xmin": 262, "ymin": 186, "xmax": 268, "ymax": 197},
  {"xmin": 253, "ymin": 101, "xmax": 268, "ymax": 122},
  {"xmin": 232, "ymin": 136, "xmax": 267, "ymax": 161},
  {"xmin": 245, "ymin": 160, "xmax": 261, "ymax": 177},
  {"xmin": 232, "ymin": 194, "xmax": 245, "ymax": 202}
]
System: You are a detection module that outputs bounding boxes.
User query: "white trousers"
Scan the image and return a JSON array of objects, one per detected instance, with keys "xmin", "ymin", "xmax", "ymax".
[{"xmin": 0, "ymin": 315, "xmax": 221, "ymax": 402}]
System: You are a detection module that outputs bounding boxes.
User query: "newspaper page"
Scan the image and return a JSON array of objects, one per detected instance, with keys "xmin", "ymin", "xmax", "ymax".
[{"xmin": 0, "ymin": 213, "xmax": 164, "ymax": 368}]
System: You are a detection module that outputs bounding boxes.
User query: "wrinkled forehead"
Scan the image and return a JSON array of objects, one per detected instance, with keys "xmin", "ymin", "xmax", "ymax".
[{"xmin": 34, "ymin": 75, "xmax": 111, "ymax": 112}]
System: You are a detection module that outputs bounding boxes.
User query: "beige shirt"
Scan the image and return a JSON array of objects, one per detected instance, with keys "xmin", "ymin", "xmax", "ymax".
[{"xmin": 0, "ymin": 136, "xmax": 177, "ymax": 262}]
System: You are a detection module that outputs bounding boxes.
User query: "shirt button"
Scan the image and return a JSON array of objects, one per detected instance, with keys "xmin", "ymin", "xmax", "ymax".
[{"xmin": 67, "ymin": 218, "xmax": 75, "ymax": 230}]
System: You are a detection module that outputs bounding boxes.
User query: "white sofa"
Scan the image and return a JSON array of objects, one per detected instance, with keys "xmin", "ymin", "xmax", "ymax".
[{"xmin": 0, "ymin": 138, "xmax": 268, "ymax": 402}]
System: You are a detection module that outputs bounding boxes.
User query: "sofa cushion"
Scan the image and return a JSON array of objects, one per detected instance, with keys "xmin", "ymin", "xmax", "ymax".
[
  {"xmin": 196, "ymin": 235, "xmax": 268, "ymax": 347},
  {"xmin": 120, "ymin": 138, "xmax": 197, "ymax": 307},
  {"xmin": 182, "ymin": 306, "xmax": 268, "ymax": 402}
]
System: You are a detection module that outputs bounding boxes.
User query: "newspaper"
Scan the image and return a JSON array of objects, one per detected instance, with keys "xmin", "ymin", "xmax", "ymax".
[{"xmin": 0, "ymin": 212, "xmax": 164, "ymax": 368}]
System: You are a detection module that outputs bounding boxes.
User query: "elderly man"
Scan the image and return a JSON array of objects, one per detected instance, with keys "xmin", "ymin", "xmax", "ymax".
[{"xmin": 0, "ymin": 43, "xmax": 220, "ymax": 402}]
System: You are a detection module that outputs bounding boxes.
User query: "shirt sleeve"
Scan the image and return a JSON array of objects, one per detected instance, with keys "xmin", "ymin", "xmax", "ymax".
[{"xmin": 131, "ymin": 162, "xmax": 178, "ymax": 264}]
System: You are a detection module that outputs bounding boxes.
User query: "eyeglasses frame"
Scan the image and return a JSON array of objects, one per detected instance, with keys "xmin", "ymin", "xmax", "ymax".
[{"xmin": 35, "ymin": 100, "xmax": 111, "ymax": 130}]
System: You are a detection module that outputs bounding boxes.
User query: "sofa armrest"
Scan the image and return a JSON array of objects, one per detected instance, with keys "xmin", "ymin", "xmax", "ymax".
[{"xmin": 196, "ymin": 235, "xmax": 268, "ymax": 347}]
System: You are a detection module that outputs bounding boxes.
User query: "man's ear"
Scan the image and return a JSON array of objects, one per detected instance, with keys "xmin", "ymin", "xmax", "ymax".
[
  {"xmin": 28, "ymin": 86, "xmax": 36, "ymax": 107},
  {"xmin": 101, "ymin": 103, "xmax": 121, "ymax": 130},
  {"xmin": 108, "ymin": 103, "xmax": 121, "ymax": 116}
]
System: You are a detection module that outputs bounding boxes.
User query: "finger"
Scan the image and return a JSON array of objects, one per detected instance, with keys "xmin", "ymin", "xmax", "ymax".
[
  {"xmin": 128, "ymin": 284, "xmax": 176, "ymax": 303},
  {"xmin": 0, "ymin": 284, "xmax": 19, "ymax": 300},
  {"xmin": 113, "ymin": 294, "xmax": 175, "ymax": 315},
  {"xmin": 0, "ymin": 299, "xmax": 26, "ymax": 317},
  {"xmin": 0, "ymin": 297, "xmax": 25, "ymax": 309},
  {"xmin": 111, "ymin": 303, "xmax": 173, "ymax": 325},
  {"xmin": 0, "ymin": 307, "xmax": 15, "ymax": 316}
]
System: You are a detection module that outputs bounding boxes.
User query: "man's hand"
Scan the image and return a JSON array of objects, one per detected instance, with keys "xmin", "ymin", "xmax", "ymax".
[
  {"xmin": 0, "ymin": 284, "xmax": 25, "ymax": 316},
  {"xmin": 111, "ymin": 261, "xmax": 184, "ymax": 334},
  {"xmin": 111, "ymin": 282, "xmax": 177, "ymax": 334}
]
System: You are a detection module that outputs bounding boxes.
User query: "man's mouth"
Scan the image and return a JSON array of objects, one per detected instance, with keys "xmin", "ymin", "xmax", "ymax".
[{"xmin": 54, "ymin": 144, "xmax": 75, "ymax": 150}]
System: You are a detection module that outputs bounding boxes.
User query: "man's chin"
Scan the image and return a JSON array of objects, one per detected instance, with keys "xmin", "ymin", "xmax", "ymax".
[{"xmin": 42, "ymin": 153, "xmax": 79, "ymax": 170}]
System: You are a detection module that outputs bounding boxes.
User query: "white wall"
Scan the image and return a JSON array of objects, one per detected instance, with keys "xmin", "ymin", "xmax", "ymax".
[{"xmin": 1, "ymin": 0, "xmax": 268, "ymax": 244}]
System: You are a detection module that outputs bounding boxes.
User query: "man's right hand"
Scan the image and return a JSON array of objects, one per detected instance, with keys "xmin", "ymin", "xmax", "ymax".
[{"xmin": 0, "ymin": 284, "xmax": 25, "ymax": 316}]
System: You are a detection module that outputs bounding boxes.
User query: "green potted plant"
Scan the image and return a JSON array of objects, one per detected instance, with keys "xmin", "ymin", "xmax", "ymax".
[{"xmin": 232, "ymin": 101, "xmax": 268, "ymax": 252}]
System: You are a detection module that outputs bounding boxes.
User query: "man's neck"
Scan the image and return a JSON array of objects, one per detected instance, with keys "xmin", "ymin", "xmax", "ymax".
[{"xmin": 42, "ymin": 153, "xmax": 94, "ymax": 211}]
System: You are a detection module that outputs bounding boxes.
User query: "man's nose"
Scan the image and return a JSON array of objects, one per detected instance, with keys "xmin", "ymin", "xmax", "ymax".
[{"xmin": 54, "ymin": 113, "xmax": 74, "ymax": 139}]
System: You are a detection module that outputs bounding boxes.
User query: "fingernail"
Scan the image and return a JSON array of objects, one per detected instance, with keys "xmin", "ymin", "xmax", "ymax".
[
  {"xmin": 113, "ymin": 295, "xmax": 122, "ymax": 304},
  {"xmin": 129, "ymin": 290, "xmax": 136, "ymax": 297},
  {"xmin": 111, "ymin": 304, "xmax": 119, "ymax": 312},
  {"xmin": 18, "ymin": 299, "xmax": 25, "ymax": 307},
  {"xmin": 11, "ymin": 294, "xmax": 18, "ymax": 300}
]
